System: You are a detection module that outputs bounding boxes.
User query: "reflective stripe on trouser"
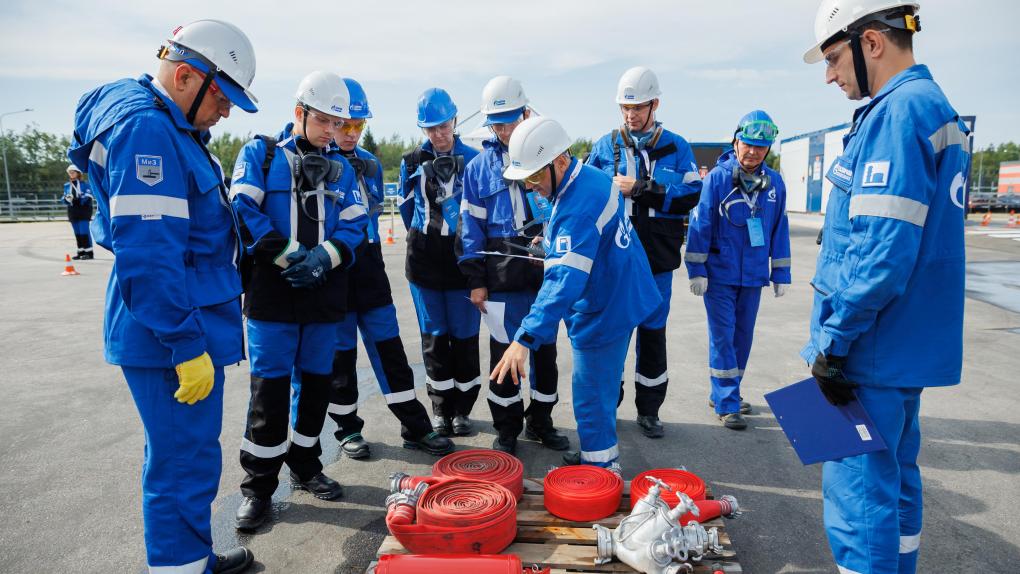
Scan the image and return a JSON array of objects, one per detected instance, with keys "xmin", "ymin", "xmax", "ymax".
[
  {"xmin": 824, "ymin": 387, "xmax": 924, "ymax": 574},
  {"xmin": 122, "ymin": 366, "xmax": 222, "ymax": 572},
  {"xmin": 487, "ymin": 290, "xmax": 559, "ymax": 439},
  {"xmin": 241, "ymin": 320, "xmax": 336, "ymax": 498},
  {"xmin": 704, "ymin": 283, "xmax": 761, "ymax": 415},
  {"xmin": 294, "ymin": 306, "xmax": 433, "ymax": 441},
  {"xmin": 409, "ymin": 282, "xmax": 481, "ymax": 417},
  {"xmin": 573, "ymin": 334, "xmax": 631, "ymax": 468},
  {"xmin": 623, "ymin": 271, "xmax": 672, "ymax": 416}
]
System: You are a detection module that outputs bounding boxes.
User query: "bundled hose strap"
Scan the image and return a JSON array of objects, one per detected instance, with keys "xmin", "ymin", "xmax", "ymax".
[
  {"xmin": 390, "ymin": 449, "xmax": 525, "ymax": 501},
  {"xmin": 630, "ymin": 469, "xmax": 707, "ymax": 509},
  {"xmin": 543, "ymin": 465, "xmax": 623, "ymax": 522},
  {"xmin": 386, "ymin": 478, "xmax": 518, "ymax": 554}
]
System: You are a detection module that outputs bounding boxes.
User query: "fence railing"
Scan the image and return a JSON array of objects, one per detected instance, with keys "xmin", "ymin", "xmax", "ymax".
[{"xmin": 0, "ymin": 195, "xmax": 64, "ymax": 221}]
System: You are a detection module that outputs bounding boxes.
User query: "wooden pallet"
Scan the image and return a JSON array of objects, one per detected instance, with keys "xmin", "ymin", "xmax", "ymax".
[{"xmin": 372, "ymin": 478, "xmax": 743, "ymax": 573}]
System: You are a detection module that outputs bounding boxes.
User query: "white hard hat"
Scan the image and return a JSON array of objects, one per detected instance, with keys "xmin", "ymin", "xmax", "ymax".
[
  {"xmin": 480, "ymin": 76, "xmax": 529, "ymax": 125},
  {"xmin": 162, "ymin": 19, "xmax": 258, "ymax": 112},
  {"xmin": 295, "ymin": 71, "xmax": 352, "ymax": 119},
  {"xmin": 616, "ymin": 66, "xmax": 661, "ymax": 105},
  {"xmin": 803, "ymin": 0, "xmax": 920, "ymax": 63},
  {"xmin": 503, "ymin": 117, "xmax": 573, "ymax": 181},
  {"xmin": 66, "ymin": 164, "xmax": 82, "ymax": 174}
]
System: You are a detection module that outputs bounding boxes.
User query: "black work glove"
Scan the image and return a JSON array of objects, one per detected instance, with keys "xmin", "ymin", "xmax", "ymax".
[
  {"xmin": 630, "ymin": 178, "xmax": 659, "ymax": 198},
  {"xmin": 811, "ymin": 353, "xmax": 858, "ymax": 406}
]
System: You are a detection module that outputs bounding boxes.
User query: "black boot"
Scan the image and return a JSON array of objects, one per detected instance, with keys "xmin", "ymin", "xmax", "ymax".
[
  {"xmin": 562, "ymin": 450, "xmax": 581, "ymax": 465},
  {"xmin": 72, "ymin": 250, "xmax": 85, "ymax": 260},
  {"xmin": 452, "ymin": 414, "xmax": 473, "ymax": 436},
  {"xmin": 524, "ymin": 420, "xmax": 570, "ymax": 451},
  {"xmin": 492, "ymin": 434, "xmax": 517, "ymax": 455},
  {"xmin": 403, "ymin": 431, "xmax": 455, "ymax": 456},
  {"xmin": 80, "ymin": 249, "xmax": 94, "ymax": 260},
  {"xmin": 338, "ymin": 433, "xmax": 370, "ymax": 459},
  {"xmin": 636, "ymin": 415, "xmax": 665, "ymax": 438},
  {"xmin": 235, "ymin": 496, "xmax": 270, "ymax": 532},
  {"xmin": 431, "ymin": 415, "xmax": 453, "ymax": 437},
  {"xmin": 289, "ymin": 472, "xmax": 344, "ymax": 500},
  {"xmin": 212, "ymin": 547, "xmax": 254, "ymax": 574}
]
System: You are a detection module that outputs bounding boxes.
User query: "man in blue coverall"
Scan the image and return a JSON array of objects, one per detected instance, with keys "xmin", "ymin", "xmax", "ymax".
[
  {"xmin": 304, "ymin": 77, "xmax": 453, "ymax": 459},
  {"xmin": 684, "ymin": 110, "xmax": 791, "ymax": 430},
  {"xmin": 230, "ymin": 71, "xmax": 367, "ymax": 531},
  {"xmin": 459, "ymin": 75, "xmax": 570, "ymax": 455},
  {"xmin": 803, "ymin": 1, "xmax": 970, "ymax": 572},
  {"xmin": 399, "ymin": 88, "xmax": 482, "ymax": 437},
  {"xmin": 490, "ymin": 117, "xmax": 660, "ymax": 473},
  {"xmin": 68, "ymin": 19, "xmax": 258, "ymax": 574},
  {"xmin": 587, "ymin": 66, "xmax": 702, "ymax": 439}
]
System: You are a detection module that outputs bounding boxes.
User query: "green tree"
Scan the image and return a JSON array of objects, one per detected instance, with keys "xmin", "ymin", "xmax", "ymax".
[
  {"xmin": 208, "ymin": 132, "xmax": 249, "ymax": 175},
  {"xmin": 971, "ymin": 142, "xmax": 1020, "ymax": 192},
  {"xmin": 765, "ymin": 152, "xmax": 781, "ymax": 171},
  {"xmin": 361, "ymin": 126, "xmax": 379, "ymax": 156},
  {"xmin": 0, "ymin": 124, "xmax": 72, "ymax": 197},
  {"xmin": 569, "ymin": 137, "xmax": 593, "ymax": 161}
]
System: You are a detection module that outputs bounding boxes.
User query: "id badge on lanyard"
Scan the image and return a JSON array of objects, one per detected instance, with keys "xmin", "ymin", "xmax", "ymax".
[
  {"xmin": 437, "ymin": 177, "xmax": 459, "ymax": 230},
  {"xmin": 526, "ymin": 191, "xmax": 552, "ymax": 225},
  {"xmin": 747, "ymin": 217, "xmax": 765, "ymax": 247}
]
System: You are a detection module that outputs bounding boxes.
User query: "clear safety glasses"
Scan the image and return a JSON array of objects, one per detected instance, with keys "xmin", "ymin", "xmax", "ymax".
[
  {"xmin": 306, "ymin": 109, "xmax": 344, "ymax": 129},
  {"xmin": 738, "ymin": 120, "xmax": 779, "ymax": 144},
  {"xmin": 619, "ymin": 101, "xmax": 653, "ymax": 115},
  {"xmin": 423, "ymin": 120, "xmax": 455, "ymax": 136},
  {"xmin": 823, "ymin": 39, "xmax": 852, "ymax": 68}
]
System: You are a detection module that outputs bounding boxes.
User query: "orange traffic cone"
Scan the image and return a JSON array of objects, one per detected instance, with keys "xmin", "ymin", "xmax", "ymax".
[
  {"xmin": 981, "ymin": 211, "xmax": 992, "ymax": 227},
  {"xmin": 385, "ymin": 226, "xmax": 395, "ymax": 245},
  {"xmin": 61, "ymin": 254, "xmax": 80, "ymax": 276},
  {"xmin": 1007, "ymin": 210, "xmax": 1017, "ymax": 228}
]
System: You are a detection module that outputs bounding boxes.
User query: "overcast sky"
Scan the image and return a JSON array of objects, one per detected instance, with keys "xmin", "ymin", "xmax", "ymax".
[{"xmin": 1, "ymin": 0, "xmax": 1016, "ymax": 151}]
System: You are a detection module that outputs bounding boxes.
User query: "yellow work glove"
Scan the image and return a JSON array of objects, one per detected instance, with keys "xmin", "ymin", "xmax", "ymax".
[{"xmin": 174, "ymin": 352, "xmax": 215, "ymax": 405}]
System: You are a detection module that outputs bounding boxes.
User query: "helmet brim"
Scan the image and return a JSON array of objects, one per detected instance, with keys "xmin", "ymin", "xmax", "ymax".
[
  {"xmin": 803, "ymin": 41, "xmax": 826, "ymax": 64},
  {"xmin": 502, "ymin": 164, "xmax": 541, "ymax": 181},
  {"xmin": 183, "ymin": 58, "xmax": 258, "ymax": 112},
  {"xmin": 483, "ymin": 108, "xmax": 525, "ymax": 126}
]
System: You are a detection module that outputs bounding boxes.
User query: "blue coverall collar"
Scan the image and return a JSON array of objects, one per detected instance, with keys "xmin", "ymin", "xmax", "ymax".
[
  {"xmin": 550, "ymin": 157, "xmax": 580, "ymax": 201},
  {"xmin": 851, "ymin": 65, "xmax": 932, "ymax": 125}
]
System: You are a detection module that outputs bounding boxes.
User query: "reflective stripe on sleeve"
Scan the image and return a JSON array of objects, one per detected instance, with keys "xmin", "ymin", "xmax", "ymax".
[
  {"xmin": 771, "ymin": 257, "xmax": 791, "ymax": 268},
  {"xmin": 464, "ymin": 201, "xmax": 487, "ymax": 219},
  {"xmin": 545, "ymin": 252, "xmax": 593, "ymax": 273},
  {"xmin": 929, "ymin": 121, "xmax": 970, "ymax": 154},
  {"xmin": 595, "ymin": 189, "xmax": 618, "ymax": 234},
  {"xmin": 849, "ymin": 194, "xmax": 928, "ymax": 227},
  {"xmin": 110, "ymin": 194, "xmax": 189, "ymax": 219},
  {"xmin": 339, "ymin": 204, "xmax": 367, "ymax": 221},
  {"xmin": 229, "ymin": 182, "xmax": 265, "ymax": 204},
  {"xmin": 89, "ymin": 141, "xmax": 108, "ymax": 169},
  {"xmin": 685, "ymin": 252, "xmax": 709, "ymax": 263},
  {"xmin": 683, "ymin": 171, "xmax": 702, "ymax": 184}
]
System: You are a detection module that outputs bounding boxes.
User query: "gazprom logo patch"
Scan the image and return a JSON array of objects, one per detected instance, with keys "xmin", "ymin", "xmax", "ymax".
[
  {"xmin": 624, "ymin": 94, "xmax": 635, "ymax": 100},
  {"xmin": 331, "ymin": 104, "xmax": 344, "ymax": 113},
  {"xmin": 350, "ymin": 103, "xmax": 363, "ymax": 112},
  {"xmin": 512, "ymin": 160, "xmax": 522, "ymax": 167},
  {"xmin": 494, "ymin": 99, "xmax": 506, "ymax": 106}
]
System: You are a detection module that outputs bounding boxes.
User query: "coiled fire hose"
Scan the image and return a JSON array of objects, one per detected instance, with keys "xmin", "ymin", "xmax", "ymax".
[
  {"xmin": 390, "ymin": 449, "xmax": 524, "ymax": 501},
  {"xmin": 543, "ymin": 465, "xmax": 623, "ymax": 521},
  {"xmin": 370, "ymin": 554, "xmax": 550, "ymax": 574},
  {"xmin": 385, "ymin": 478, "xmax": 518, "ymax": 554},
  {"xmin": 630, "ymin": 469, "xmax": 707, "ymax": 509}
]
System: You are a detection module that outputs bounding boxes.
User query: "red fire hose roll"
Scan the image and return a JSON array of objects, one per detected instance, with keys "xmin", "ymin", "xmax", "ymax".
[
  {"xmin": 373, "ymin": 554, "xmax": 546, "ymax": 574},
  {"xmin": 386, "ymin": 478, "xmax": 518, "ymax": 555},
  {"xmin": 433, "ymin": 449, "xmax": 524, "ymax": 501},
  {"xmin": 630, "ymin": 469, "xmax": 707, "ymax": 509},
  {"xmin": 543, "ymin": 466, "xmax": 623, "ymax": 522},
  {"xmin": 392, "ymin": 450, "xmax": 525, "ymax": 501}
]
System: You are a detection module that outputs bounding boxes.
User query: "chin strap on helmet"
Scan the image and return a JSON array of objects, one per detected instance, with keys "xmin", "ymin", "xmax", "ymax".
[{"xmin": 848, "ymin": 31, "xmax": 871, "ymax": 98}]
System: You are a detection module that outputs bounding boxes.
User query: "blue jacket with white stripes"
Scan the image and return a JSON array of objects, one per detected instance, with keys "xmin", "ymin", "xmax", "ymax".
[
  {"xmin": 587, "ymin": 125, "xmax": 702, "ymax": 274},
  {"xmin": 338, "ymin": 145, "xmax": 394, "ymax": 311},
  {"xmin": 514, "ymin": 159, "xmax": 660, "ymax": 351},
  {"xmin": 398, "ymin": 137, "xmax": 479, "ymax": 290},
  {"xmin": 801, "ymin": 65, "xmax": 970, "ymax": 388},
  {"xmin": 68, "ymin": 75, "xmax": 243, "ymax": 368},
  {"xmin": 63, "ymin": 180, "xmax": 94, "ymax": 220},
  {"xmin": 684, "ymin": 150, "xmax": 791, "ymax": 287},
  {"xmin": 230, "ymin": 124, "xmax": 367, "ymax": 324},
  {"xmin": 458, "ymin": 136, "xmax": 545, "ymax": 292}
]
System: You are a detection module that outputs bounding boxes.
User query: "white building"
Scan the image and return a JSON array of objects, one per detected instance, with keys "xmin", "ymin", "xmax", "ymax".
[{"xmin": 777, "ymin": 123, "xmax": 851, "ymax": 214}]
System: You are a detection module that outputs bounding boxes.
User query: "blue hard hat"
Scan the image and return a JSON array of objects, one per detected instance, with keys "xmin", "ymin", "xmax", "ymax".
[
  {"xmin": 342, "ymin": 78, "xmax": 372, "ymax": 119},
  {"xmin": 184, "ymin": 58, "xmax": 258, "ymax": 113},
  {"xmin": 417, "ymin": 88, "xmax": 457, "ymax": 128},
  {"xmin": 483, "ymin": 106, "xmax": 526, "ymax": 127},
  {"xmin": 736, "ymin": 110, "xmax": 779, "ymax": 147}
]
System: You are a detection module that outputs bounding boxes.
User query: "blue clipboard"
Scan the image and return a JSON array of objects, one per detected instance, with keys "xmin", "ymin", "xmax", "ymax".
[{"xmin": 764, "ymin": 378, "xmax": 887, "ymax": 465}]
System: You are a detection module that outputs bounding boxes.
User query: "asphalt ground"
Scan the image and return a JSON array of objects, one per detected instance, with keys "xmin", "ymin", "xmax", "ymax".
[{"xmin": 1, "ymin": 213, "xmax": 1018, "ymax": 573}]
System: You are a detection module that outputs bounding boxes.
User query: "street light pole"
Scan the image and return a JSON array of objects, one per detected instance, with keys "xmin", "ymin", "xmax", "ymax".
[{"xmin": 1, "ymin": 108, "xmax": 34, "ymax": 218}]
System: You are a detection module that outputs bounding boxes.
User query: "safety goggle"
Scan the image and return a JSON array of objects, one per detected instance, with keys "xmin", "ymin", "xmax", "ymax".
[
  {"xmin": 306, "ymin": 109, "xmax": 344, "ymax": 129},
  {"xmin": 823, "ymin": 39, "xmax": 852, "ymax": 69},
  {"xmin": 524, "ymin": 168, "xmax": 548, "ymax": 187},
  {"xmin": 337, "ymin": 119, "xmax": 367, "ymax": 135},
  {"xmin": 423, "ymin": 120, "xmax": 455, "ymax": 135},
  {"xmin": 620, "ymin": 101, "xmax": 653, "ymax": 114},
  {"xmin": 738, "ymin": 119, "xmax": 779, "ymax": 143}
]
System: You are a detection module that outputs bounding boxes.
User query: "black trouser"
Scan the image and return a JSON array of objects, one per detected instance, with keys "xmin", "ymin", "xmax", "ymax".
[
  {"xmin": 326, "ymin": 337, "xmax": 433, "ymax": 441},
  {"xmin": 488, "ymin": 339, "xmax": 559, "ymax": 439},
  {"xmin": 423, "ymin": 333, "xmax": 481, "ymax": 418},
  {"xmin": 240, "ymin": 372, "xmax": 331, "ymax": 498},
  {"xmin": 618, "ymin": 326, "xmax": 669, "ymax": 417}
]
